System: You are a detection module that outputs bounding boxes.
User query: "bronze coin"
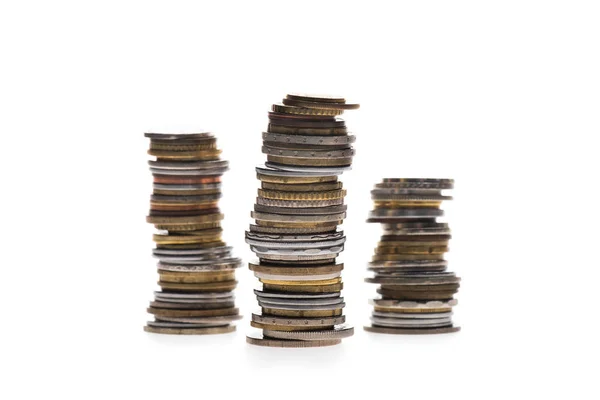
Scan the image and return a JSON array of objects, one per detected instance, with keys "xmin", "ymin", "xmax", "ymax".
[
  {"xmin": 285, "ymin": 93, "xmax": 346, "ymax": 104},
  {"xmin": 268, "ymin": 116, "xmax": 345, "ymax": 128},
  {"xmin": 262, "ymin": 283, "xmax": 343, "ymax": 293},
  {"xmin": 267, "ymin": 111, "xmax": 335, "ymax": 121},
  {"xmin": 153, "ymin": 176, "xmax": 222, "ymax": 184},
  {"xmin": 149, "ymin": 301, "xmax": 235, "ymax": 310}
]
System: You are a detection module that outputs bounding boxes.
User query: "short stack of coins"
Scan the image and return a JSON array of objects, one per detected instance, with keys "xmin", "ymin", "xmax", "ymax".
[
  {"xmin": 364, "ymin": 178, "xmax": 461, "ymax": 334},
  {"xmin": 143, "ymin": 131, "xmax": 242, "ymax": 335},
  {"xmin": 245, "ymin": 94, "xmax": 358, "ymax": 347}
]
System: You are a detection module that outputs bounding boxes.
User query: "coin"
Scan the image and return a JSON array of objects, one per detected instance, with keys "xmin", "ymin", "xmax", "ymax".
[
  {"xmin": 246, "ymin": 333, "xmax": 341, "ymax": 347},
  {"xmin": 262, "ymin": 132, "xmax": 355, "ymax": 147},
  {"xmin": 364, "ymin": 326, "xmax": 460, "ymax": 335},
  {"xmin": 261, "ymin": 181, "xmax": 343, "ymax": 192},
  {"xmin": 263, "ymin": 324, "xmax": 354, "ymax": 341},
  {"xmin": 271, "ymin": 103, "xmax": 343, "ymax": 116},
  {"xmin": 145, "ymin": 325, "xmax": 236, "ymax": 335},
  {"xmin": 282, "ymin": 98, "xmax": 360, "ymax": 110},
  {"xmin": 147, "ymin": 307, "xmax": 239, "ymax": 318}
]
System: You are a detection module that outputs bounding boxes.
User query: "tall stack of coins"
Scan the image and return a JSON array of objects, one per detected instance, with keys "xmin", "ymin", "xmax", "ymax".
[
  {"xmin": 143, "ymin": 132, "xmax": 242, "ymax": 335},
  {"xmin": 364, "ymin": 178, "xmax": 461, "ymax": 335},
  {"xmin": 245, "ymin": 94, "xmax": 358, "ymax": 347}
]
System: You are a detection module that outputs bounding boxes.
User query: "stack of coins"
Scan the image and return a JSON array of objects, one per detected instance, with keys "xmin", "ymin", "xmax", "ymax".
[
  {"xmin": 364, "ymin": 178, "xmax": 461, "ymax": 335},
  {"xmin": 143, "ymin": 132, "xmax": 242, "ymax": 335},
  {"xmin": 245, "ymin": 94, "xmax": 358, "ymax": 347}
]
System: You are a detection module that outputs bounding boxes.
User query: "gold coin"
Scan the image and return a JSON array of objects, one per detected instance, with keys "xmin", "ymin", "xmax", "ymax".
[
  {"xmin": 148, "ymin": 307, "xmax": 239, "ymax": 317},
  {"xmin": 375, "ymin": 201, "xmax": 442, "ymax": 208},
  {"xmin": 148, "ymin": 149, "xmax": 222, "ymax": 159},
  {"xmin": 250, "ymin": 321, "xmax": 332, "ymax": 331},
  {"xmin": 156, "ymin": 241, "xmax": 225, "ymax": 250},
  {"xmin": 154, "ymin": 222, "xmax": 221, "ymax": 231},
  {"xmin": 271, "ymin": 103, "xmax": 343, "ymax": 116},
  {"xmin": 262, "ymin": 283, "xmax": 343, "ymax": 293},
  {"xmin": 158, "ymin": 271, "xmax": 235, "ymax": 283},
  {"xmin": 249, "ymin": 262, "xmax": 343, "ymax": 275},
  {"xmin": 157, "ymin": 280, "xmax": 237, "ymax": 291},
  {"xmin": 259, "ymin": 277, "xmax": 341, "ymax": 286},
  {"xmin": 261, "ymin": 308, "xmax": 343, "ymax": 317},
  {"xmin": 258, "ymin": 189, "xmax": 346, "ymax": 200},
  {"xmin": 153, "ymin": 231, "xmax": 223, "ymax": 245},
  {"xmin": 144, "ymin": 325, "xmax": 235, "ymax": 335},
  {"xmin": 257, "ymin": 173, "xmax": 338, "ymax": 184},
  {"xmin": 267, "ymin": 155, "xmax": 352, "ymax": 166}
]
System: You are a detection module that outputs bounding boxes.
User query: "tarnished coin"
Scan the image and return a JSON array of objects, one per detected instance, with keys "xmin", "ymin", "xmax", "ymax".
[
  {"xmin": 150, "ymin": 300, "xmax": 235, "ymax": 310},
  {"xmin": 144, "ymin": 132, "xmax": 213, "ymax": 140},
  {"xmin": 379, "ymin": 178, "xmax": 454, "ymax": 189},
  {"xmin": 154, "ymin": 291, "xmax": 234, "ymax": 300},
  {"xmin": 286, "ymin": 93, "xmax": 347, "ymax": 104},
  {"xmin": 282, "ymin": 97, "xmax": 360, "ymax": 110},
  {"xmin": 147, "ymin": 307, "xmax": 239, "ymax": 318},
  {"xmin": 260, "ymin": 181, "xmax": 343, "ymax": 192},
  {"xmin": 253, "ymin": 289, "xmax": 340, "ymax": 299},
  {"xmin": 156, "ymin": 314, "xmax": 243, "ymax": 324},
  {"xmin": 364, "ymin": 326, "xmax": 460, "ymax": 335},
  {"xmin": 268, "ymin": 123, "xmax": 349, "ymax": 136},
  {"xmin": 246, "ymin": 332, "xmax": 341, "ymax": 347},
  {"xmin": 271, "ymin": 103, "xmax": 343, "ymax": 116},
  {"xmin": 263, "ymin": 324, "xmax": 354, "ymax": 341},
  {"xmin": 251, "ymin": 211, "xmax": 346, "ymax": 223},
  {"xmin": 262, "ymin": 132, "xmax": 355, "ymax": 146},
  {"xmin": 145, "ymin": 325, "xmax": 236, "ymax": 335},
  {"xmin": 262, "ymin": 282, "xmax": 343, "ymax": 293},
  {"xmin": 253, "ymin": 204, "xmax": 347, "ymax": 216}
]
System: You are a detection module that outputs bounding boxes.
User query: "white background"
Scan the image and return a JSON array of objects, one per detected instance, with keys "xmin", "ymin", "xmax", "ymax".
[{"xmin": 1, "ymin": 1, "xmax": 599, "ymax": 398}]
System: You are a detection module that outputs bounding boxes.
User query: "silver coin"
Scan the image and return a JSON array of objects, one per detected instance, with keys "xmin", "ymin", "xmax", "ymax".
[
  {"xmin": 370, "ymin": 299, "xmax": 458, "ymax": 309},
  {"xmin": 256, "ymin": 165, "xmax": 339, "ymax": 177},
  {"xmin": 147, "ymin": 321, "xmax": 229, "ymax": 329},
  {"xmin": 153, "ymin": 183, "xmax": 221, "ymax": 191},
  {"xmin": 254, "ymin": 289, "xmax": 340, "ymax": 299},
  {"xmin": 249, "ymin": 224, "xmax": 338, "ymax": 234},
  {"xmin": 255, "ymin": 272, "xmax": 341, "ymax": 281},
  {"xmin": 265, "ymin": 162, "xmax": 350, "ymax": 174},
  {"xmin": 154, "ymin": 291, "xmax": 234, "ymax": 300},
  {"xmin": 149, "ymin": 168, "xmax": 228, "ymax": 176},
  {"xmin": 372, "ymin": 187, "xmax": 444, "ymax": 196},
  {"xmin": 251, "ymin": 211, "xmax": 346, "ymax": 223},
  {"xmin": 254, "ymin": 204, "xmax": 347, "ymax": 216},
  {"xmin": 148, "ymin": 160, "xmax": 228, "ymax": 170},
  {"xmin": 155, "ymin": 315, "xmax": 242, "ymax": 324},
  {"xmin": 262, "ymin": 132, "xmax": 356, "ymax": 146},
  {"xmin": 256, "ymin": 197, "xmax": 344, "ymax": 208},
  {"xmin": 263, "ymin": 324, "xmax": 354, "ymax": 341},
  {"xmin": 157, "ymin": 260, "xmax": 241, "ymax": 272},
  {"xmin": 366, "ymin": 274, "xmax": 460, "ymax": 285},
  {"xmin": 258, "ymin": 302, "xmax": 345, "ymax": 311},
  {"xmin": 153, "ymin": 246, "xmax": 232, "ymax": 256},
  {"xmin": 368, "ymin": 208, "xmax": 444, "ymax": 219},
  {"xmin": 372, "ymin": 311, "xmax": 452, "ymax": 319},
  {"xmin": 246, "ymin": 236, "xmax": 346, "ymax": 249},
  {"xmin": 256, "ymin": 296, "xmax": 344, "ymax": 306},
  {"xmin": 245, "ymin": 230, "xmax": 344, "ymax": 242},
  {"xmin": 370, "ymin": 316, "xmax": 452, "ymax": 328},
  {"xmin": 251, "ymin": 313, "xmax": 345, "ymax": 327},
  {"xmin": 153, "ymin": 297, "xmax": 235, "ymax": 304}
]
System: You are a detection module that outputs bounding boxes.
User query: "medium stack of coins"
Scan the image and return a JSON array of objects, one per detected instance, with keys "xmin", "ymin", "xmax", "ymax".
[
  {"xmin": 245, "ymin": 94, "xmax": 358, "ymax": 347},
  {"xmin": 143, "ymin": 132, "xmax": 242, "ymax": 335},
  {"xmin": 364, "ymin": 178, "xmax": 461, "ymax": 334}
]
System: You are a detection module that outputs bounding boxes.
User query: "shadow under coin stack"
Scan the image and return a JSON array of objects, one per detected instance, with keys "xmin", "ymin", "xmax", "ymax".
[
  {"xmin": 364, "ymin": 178, "xmax": 461, "ymax": 335},
  {"xmin": 245, "ymin": 94, "xmax": 358, "ymax": 347},
  {"xmin": 143, "ymin": 132, "xmax": 242, "ymax": 335}
]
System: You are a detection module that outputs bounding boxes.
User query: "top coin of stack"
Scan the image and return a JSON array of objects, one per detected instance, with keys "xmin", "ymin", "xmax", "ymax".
[
  {"xmin": 144, "ymin": 131, "xmax": 242, "ymax": 335},
  {"xmin": 364, "ymin": 178, "xmax": 461, "ymax": 335},
  {"xmin": 246, "ymin": 94, "xmax": 358, "ymax": 348}
]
